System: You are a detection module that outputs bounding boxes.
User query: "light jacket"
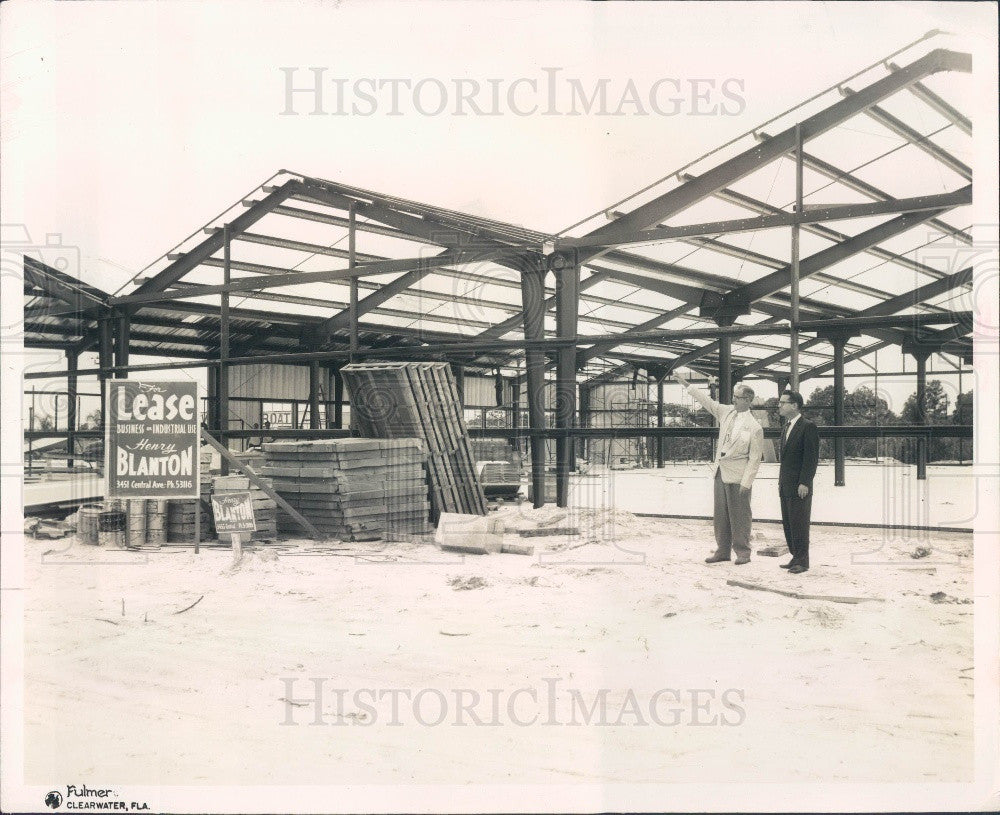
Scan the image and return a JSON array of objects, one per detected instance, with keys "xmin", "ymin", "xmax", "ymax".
[{"xmin": 686, "ymin": 385, "xmax": 764, "ymax": 489}]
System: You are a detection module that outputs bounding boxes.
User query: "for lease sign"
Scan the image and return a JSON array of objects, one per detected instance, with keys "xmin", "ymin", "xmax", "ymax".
[
  {"xmin": 211, "ymin": 492, "xmax": 257, "ymax": 534},
  {"xmin": 106, "ymin": 380, "xmax": 199, "ymax": 498}
]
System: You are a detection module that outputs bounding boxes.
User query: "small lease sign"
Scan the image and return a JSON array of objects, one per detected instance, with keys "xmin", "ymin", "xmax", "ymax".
[{"xmin": 211, "ymin": 492, "xmax": 257, "ymax": 534}]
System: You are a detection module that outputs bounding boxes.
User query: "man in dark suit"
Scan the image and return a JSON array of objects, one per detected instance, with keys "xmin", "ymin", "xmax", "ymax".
[{"xmin": 777, "ymin": 390, "xmax": 819, "ymax": 574}]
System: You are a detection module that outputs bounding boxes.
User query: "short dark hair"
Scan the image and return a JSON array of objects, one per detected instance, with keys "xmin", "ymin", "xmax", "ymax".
[{"xmin": 781, "ymin": 390, "xmax": 804, "ymax": 409}]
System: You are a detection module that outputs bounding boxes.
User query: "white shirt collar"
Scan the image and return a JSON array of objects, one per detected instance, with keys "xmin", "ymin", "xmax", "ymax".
[{"xmin": 785, "ymin": 413, "xmax": 801, "ymax": 433}]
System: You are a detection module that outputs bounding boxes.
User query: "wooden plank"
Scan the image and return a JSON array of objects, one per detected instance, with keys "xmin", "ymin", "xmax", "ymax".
[
  {"xmin": 200, "ymin": 430, "xmax": 322, "ymax": 540},
  {"xmin": 726, "ymin": 579, "xmax": 884, "ymax": 605},
  {"xmin": 433, "ymin": 364, "xmax": 487, "ymax": 514},
  {"xmin": 423, "ymin": 365, "xmax": 471, "ymax": 512},
  {"xmin": 406, "ymin": 366, "xmax": 459, "ymax": 514}
]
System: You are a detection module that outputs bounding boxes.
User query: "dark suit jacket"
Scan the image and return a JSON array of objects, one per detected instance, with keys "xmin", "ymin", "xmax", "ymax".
[{"xmin": 779, "ymin": 416, "xmax": 819, "ymax": 493}]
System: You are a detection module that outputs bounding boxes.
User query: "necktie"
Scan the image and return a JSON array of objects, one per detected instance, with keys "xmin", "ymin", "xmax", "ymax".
[{"xmin": 723, "ymin": 414, "xmax": 735, "ymax": 446}]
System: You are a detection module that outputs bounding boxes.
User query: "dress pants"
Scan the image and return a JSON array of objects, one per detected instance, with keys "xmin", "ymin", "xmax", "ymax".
[
  {"xmin": 779, "ymin": 488, "xmax": 812, "ymax": 567},
  {"xmin": 712, "ymin": 470, "xmax": 752, "ymax": 559}
]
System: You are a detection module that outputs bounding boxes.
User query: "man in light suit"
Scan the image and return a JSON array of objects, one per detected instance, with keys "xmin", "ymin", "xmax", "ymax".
[
  {"xmin": 777, "ymin": 390, "xmax": 820, "ymax": 574},
  {"xmin": 674, "ymin": 369, "xmax": 764, "ymax": 565}
]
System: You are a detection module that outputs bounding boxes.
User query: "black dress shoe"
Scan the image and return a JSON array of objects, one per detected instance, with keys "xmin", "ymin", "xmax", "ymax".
[
  {"xmin": 788, "ymin": 564, "xmax": 809, "ymax": 574},
  {"xmin": 704, "ymin": 553, "xmax": 731, "ymax": 564},
  {"xmin": 779, "ymin": 560, "xmax": 797, "ymax": 569}
]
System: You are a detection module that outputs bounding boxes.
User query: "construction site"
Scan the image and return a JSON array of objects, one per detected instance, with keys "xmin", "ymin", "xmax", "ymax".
[{"xmin": 3, "ymin": 8, "xmax": 997, "ymax": 814}]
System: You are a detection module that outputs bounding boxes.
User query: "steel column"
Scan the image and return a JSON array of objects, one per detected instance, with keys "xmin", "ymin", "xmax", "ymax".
[
  {"xmin": 220, "ymin": 224, "xmax": 232, "ymax": 471},
  {"xmin": 716, "ymin": 316, "xmax": 734, "ymax": 404},
  {"xmin": 790, "ymin": 123, "xmax": 803, "ymax": 390},
  {"xmin": 114, "ymin": 313, "xmax": 130, "ymax": 379},
  {"xmin": 348, "ymin": 203, "xmax": 359, "ymax": 358},
  {"xmin": 521, "ymin": 264, "xmax": 547, "ymax": 508},
  {"xmin": 578, "ymin": 383, "xmax": 590, "ymax": 463},
  {"xmin": 309, "ymin": 361, "xmax": 321, "ymax": 429},
  {"xmin": 832, "ymin": 335, "xmax": 848, "ymax": 487},
  {"xmin": 510, "ymin": 376, "xmax": 522, "ymax": 455},
  {"xmin": 554, "ymin": 257, "xmax": 580, "ymax": 508},
  {"xmin": 656, "ymin": 374, "xmax": 665, "ymax": 468},
  {"xmin": 333, "ymin": 366, "xmax": 344, "ymax": 429},
  {"xmin": 98, "ymin": 318, "xmax": 113, "ymax": 428},
  {"xmin": 913, "ymin": 350, "xmax": 929, "ymax": 480},
  {"xmin": 451, "ymin": 363, "xmax": 465, "ymax": 405},
  {"xmin": 66, "ymin": 350, "xmax": 78, "ymax": 468}
]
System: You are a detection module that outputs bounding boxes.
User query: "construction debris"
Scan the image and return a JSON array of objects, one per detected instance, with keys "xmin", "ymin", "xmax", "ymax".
[{"xmin": 435, "ymin": 512, "xmax": 504, "ymax": 554}]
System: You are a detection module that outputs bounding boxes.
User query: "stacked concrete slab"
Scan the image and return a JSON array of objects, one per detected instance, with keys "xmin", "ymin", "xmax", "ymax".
[
  {"xmin": 212, "ymin": 474, "xmax": 278, "ymax": 544},
  {"xmin": 260, "ymin": 438, "xmax": 430, "ymax": 541}
]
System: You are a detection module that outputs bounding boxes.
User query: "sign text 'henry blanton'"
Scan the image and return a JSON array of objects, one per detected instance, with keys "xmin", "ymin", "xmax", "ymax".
[{"xmin": 105, "ymin": 380, "xmax": 199, "ymax": 499}]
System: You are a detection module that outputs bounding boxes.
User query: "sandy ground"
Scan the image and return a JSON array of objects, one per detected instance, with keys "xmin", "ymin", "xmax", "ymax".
[{"xmin": 23, "ymin": 506, "xmax": 973, "ymax": 786}]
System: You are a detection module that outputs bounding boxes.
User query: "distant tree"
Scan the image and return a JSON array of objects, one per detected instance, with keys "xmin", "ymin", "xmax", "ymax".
[
  {"xmin": 900, "ymin": 379, "xmax": 950, "ymax": 424},
  {"xmin": 896, "ymin": 380, "xmax": 953, "ymax": 463},
  {"xmin": 951, "ymin": 389, "xmax": 973, "ymax": 462},
  {"xmin": 79, "ymin": 409, "xmax": 102, "ymax": 430},
  {"xmin": 804, "ymin": 384, "xmax": 896, "ymax": 459}
]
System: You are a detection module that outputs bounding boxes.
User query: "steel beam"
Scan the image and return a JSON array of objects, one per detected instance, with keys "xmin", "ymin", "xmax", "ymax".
[
  {"xmin": 575, "ymin": 48, "xmax": 970, "ymax": 249},
  {"xmin": 755, "ymin": 141, "xmax": 972, "ymax": 245},
  {"xmin": 844, "ymin": 91, "xmax": 972, "ymax": 181},
  {"xmin": 127, "ymin": 181, "xmax": 299, "ymax": 307},
  {"xmin": 560, "ymin": 187, "xmax": 970, "ymax": 249},
  {"xmin": 729, "ymin": 207, "xmax": 950, "ymax": 308},
  {"xmin": 890, "ymin": 65, "xmax": 972, "ymax": 135}
]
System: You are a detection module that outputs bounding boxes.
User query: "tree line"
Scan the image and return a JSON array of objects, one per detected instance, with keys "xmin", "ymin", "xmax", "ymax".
[{"xmin": 653, "ymin": 382, "xmax": 973, "ymax": 464}]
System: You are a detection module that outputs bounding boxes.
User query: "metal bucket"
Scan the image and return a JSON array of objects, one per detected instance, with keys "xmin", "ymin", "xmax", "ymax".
[
  {"xmin": 98, "ymin": 509, "xmax": 126, "ymax": 548},
  {"xmin": 78, "ymin": 504, "xmax": 103, "ymax": 545},
  {"xmin": 146, "ymin": 500, "xmax": 168, "ymax": 545},
  {"xmin": 126, "ymin": 499, "xmax": 147, "ymax": 548}
]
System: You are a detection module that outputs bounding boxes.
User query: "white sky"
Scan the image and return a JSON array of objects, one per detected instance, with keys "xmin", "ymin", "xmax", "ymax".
[{"xmin": 2, "ymin": 0, "xmax": 997, "ymax": 414}]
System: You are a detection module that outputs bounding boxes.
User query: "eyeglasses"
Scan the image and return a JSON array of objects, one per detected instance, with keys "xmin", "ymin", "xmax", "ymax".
[{"xmin": 733, "ymin": 395, "xmax": 752, "ymax": 401}]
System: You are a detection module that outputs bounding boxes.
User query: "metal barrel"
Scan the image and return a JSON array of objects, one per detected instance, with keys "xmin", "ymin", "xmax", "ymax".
[
  {"xmin": 78, "ymin": 504, "xmax": 103, "ymax": 545},
  {"xmin": 98, "ymin": 508, "xmax": 126, "ymax": 548},
  {"xmin": 146, "ymin": 500, "xmax": 168, "ymax": 544},
  {"xmin": 126, "ymin": 499, "xmax": 147, "ymax": 548}
]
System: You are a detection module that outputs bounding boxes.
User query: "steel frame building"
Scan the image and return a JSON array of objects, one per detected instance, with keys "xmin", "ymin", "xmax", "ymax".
[{"xmin": 22, "ymin": 38, "xmax": 976, "ymax": 509}]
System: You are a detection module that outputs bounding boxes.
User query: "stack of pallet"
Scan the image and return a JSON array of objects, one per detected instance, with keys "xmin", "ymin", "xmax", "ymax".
[
  {"xmin": 212, "ymin": 474, "xmax": 278, "ymax": 544},
  {"xmin": 341, "ymin": 362, "xmax": 487, "ymax": 521},
  {"xmin": 165, "ymin": 447, "xmax": 214, "ymax": 542},
  {"xmin": 261, "ymin": 438, "xmax": 430, "ymax": 541}
]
